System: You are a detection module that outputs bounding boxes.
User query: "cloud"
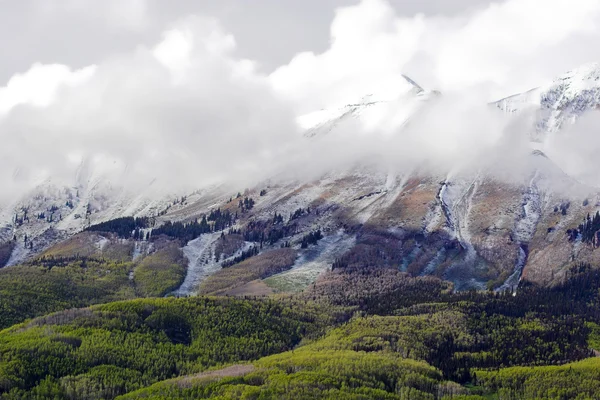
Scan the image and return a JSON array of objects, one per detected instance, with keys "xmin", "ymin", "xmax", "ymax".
[
  {"xmin": 430, "ymin": 0, "xmax": 600, "ymax": 95},
  {"xmin": 2, "ymin": 0, "xmax": 600, "ymax": 209},
  {"xmin": 270, "ymin": 0, "xmax": 600, "ymax": 110},
  {"xmin": 0, "ymin": 63, "xmax": 96, "ymax": 115},
  {"xmin": 544, "ymin": 111, "xmax": 600, "ymax": 188},
  {"xmin": 270, "ymin": 0, "xmax": 426, "ymax": 113},
  {"xmin": 0, "ymin": 16, "xmax": 299, "ymax": 205},
  {"xmin": 264, "ymin": 0, "xmax": 600, "ymax": 191}
]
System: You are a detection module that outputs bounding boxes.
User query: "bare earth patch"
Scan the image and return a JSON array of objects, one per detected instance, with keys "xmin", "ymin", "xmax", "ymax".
[
  {"xmin": 199, "ymin": 248, "xmax": 297, "ymax": 295},
  {"xmin": 177, "ymin": 364, "xmax": 255, "ymax": 388}
]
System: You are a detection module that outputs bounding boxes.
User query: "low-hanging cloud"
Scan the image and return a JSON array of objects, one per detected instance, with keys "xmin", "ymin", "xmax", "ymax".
[
  {"xmin": 271, "ymin": 0, "xmax": 600, "ymax": 112},
  {"xmin": 0, "ymin": 16, "xmax": 301, "ymax": 206},
  {"xmin": 2, "ymin": 0, "xmax": 600, "ymax": 208}
]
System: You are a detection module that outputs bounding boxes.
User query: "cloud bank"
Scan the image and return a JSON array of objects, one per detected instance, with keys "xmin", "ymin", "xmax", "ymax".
[
  {"xmin": 271, "ymin": 0, "xmax": 600, "ymax": 112},
  {"xmin": 2, "ymin": 0, "xmax": 600, "ymax": 206},
  {"xmin": 0, "ymin": 16, "xmax": 300, "ymax": 205}
]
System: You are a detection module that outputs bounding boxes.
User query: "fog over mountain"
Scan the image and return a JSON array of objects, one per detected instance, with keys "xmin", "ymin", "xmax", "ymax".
[
  {"xmin": 2, "ymin": 0, "xmax": 600, "ymax": 205},
  {"xmin": 6, "ymin": 5, "xmax": 600, "ymax": 397}
]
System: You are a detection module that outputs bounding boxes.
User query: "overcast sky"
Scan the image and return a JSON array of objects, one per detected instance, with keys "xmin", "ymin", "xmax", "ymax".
[
  {"xmin": 2, "ymin": 0, "xmax": 600, "ymax": 203},
  {"xmin": 0, "ymin": 0, "xmax": 492, "ymax": 82}
]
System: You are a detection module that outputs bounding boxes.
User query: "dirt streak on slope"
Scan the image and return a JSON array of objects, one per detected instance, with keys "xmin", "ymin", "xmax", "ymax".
[{"xmin": 177, "ymin": 364, "xmax": 255, "ymax": 388}]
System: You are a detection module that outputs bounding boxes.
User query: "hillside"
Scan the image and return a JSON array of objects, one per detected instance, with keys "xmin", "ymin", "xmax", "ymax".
[
  {"xmin": 1, "ymin": 264, "xmax": 600, "ymax": 399},
  {"xmin": 2, "ymin": 65, "xmax": 600, "ymax": 399},
  {"xmin": 4, "ymin": 64, "xmax": 600, "ymax": 295}
]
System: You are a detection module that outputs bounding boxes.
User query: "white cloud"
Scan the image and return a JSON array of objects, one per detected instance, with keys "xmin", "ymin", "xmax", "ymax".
[
  {"xmin": 3, "ymin": 0, "xmax": 600, "ymax": 208},
  {"xmin": 545, "ymin": 111, "xmax": 600, "ymax": 187},
  {"xmin": 0, "ymin": 16, "xmax": 299, "ymax": 205},
  {"xmin": 270, "ymin": 0, "xmax": 425, "ymax": 113},
  {"xmin": 0, "ymin": 63, "xmax": 95, "ymax": 115},
  {"xmin": 270, "ymin": 0, "xmax": 600, "ymax": 111},
  {"xmin": 432, "ymin": 0, "xmax": 600, "ymax": 94},
  {"xmin": 153, "ymin": 27, "xmax": 194, "ymax": 81}
]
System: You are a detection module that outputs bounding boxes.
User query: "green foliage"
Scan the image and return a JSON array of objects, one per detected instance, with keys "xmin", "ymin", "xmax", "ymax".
[
  {"xmin": 0, "ymin": 297, "xmax": 324, "ymax": 398},
  {"xmin": 119, "ymin": 350, "xmax": 445, "ymax": 399},
  {"xmin": 0, "ymin": 259, "xmax": 136, "ymax": 330},
  {"xmin": 304, "ymin": 267, "xmax": 594, "ymax": 382},
  {"xmin": 4, "ymin": 251, "xmax": 600, "ymax": 399},
  {"xmin": 475, "ymin": 357, "xmax": 600, "ymax": 399},
  {"xmin": 585, "ymin": 322, "xmax": 600, "ymax": 351},
  {"xmin": 133, "ymin": 244, "xmax": 186, "ymax": 297},
  {"xmin": 308, "ymin": 313, "xmax": 472, "ymax": 362},
  {"xmin": 151, "ymin": 213, "xmax": 232, "ymax": 242},
  {"xmin": 569, "ymin": 211, "xmax": 600, "ymax": 243},
  {"xmin": 87, "ymin": 217, "xmax": 150, "ymax": 239},
  {"xmin": 0, "ymin": 241, "xmax": 188, "ymax": 329},
  {"xmin": 0, "ymin": 242, "xmax": 14, "ymax": 268}
]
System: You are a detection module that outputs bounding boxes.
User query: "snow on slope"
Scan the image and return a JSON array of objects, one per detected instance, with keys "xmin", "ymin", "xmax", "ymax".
[
  {"xmin": 6, "ymin": 64, "xmax": 600, "ymax": 293},
  {"xmin": 173, "ymin": 232, "xmax": 256, "ymax": 296},
  {"xmin": 0, "ymin": 177, "xmax": 177, "ymax": 265},
  {"xmin": 495, "ymin": 62, "xmax": 600, "ymax": 141},
  {"xmin": 438, "ymin": 175, "xmax": 479, "ymax": 261},
  {"xmin": 172, "ymin": 233, "xmax": 220, "ymax": 296},
  {"xmin": 297, "ymin": 75, "xmax": 432, "ymax": 137},
  {"xmin": 498, "ymin": 171, "xmax": 541, "ymax": 293},
  {"xmin": 265, "ymin": 229, "xmax": 355, "ymax": 292}
]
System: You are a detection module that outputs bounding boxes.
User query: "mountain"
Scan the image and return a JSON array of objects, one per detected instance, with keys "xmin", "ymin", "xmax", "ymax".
[
  {"xmin": 495, "ymin": 62, "xmax": 600, "ymax": 141},
  {"xmin": 3, "ymin": 64, "xmax": 600, "ymax": 295},
  {"xmin": 296, "ymin": 74, "xmax": 436, "ymax": 138}
]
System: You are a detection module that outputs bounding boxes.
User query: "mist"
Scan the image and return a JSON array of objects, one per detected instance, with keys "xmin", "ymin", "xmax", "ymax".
[{"xmin": 2, "ymin": 0, "xmax": 600, "ymax": 208}]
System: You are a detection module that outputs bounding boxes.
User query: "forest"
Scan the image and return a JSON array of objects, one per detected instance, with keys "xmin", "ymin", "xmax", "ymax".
[
  {"xmin": 83, "ymin": 212, "xmax": 304, "ymax": 253},
  {"xmin": 87, "ymin": 217, "xmax": 151, "ymax": 239},
  {"xmin": 0, "ymin": 297, "xmax": 329, "ymax": 399},
  {"xmin": 2, "ymin": 228, "xmax": 600, "ymax": 399},
  {"xmin": 0, "ymin": 239, "xmax": 187, "ymax": 330}
]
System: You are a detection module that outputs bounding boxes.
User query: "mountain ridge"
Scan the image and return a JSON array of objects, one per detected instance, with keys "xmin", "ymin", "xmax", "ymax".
[{"xmin": 3, "ymin": 63, "xmax": 600, "ymax": 294}]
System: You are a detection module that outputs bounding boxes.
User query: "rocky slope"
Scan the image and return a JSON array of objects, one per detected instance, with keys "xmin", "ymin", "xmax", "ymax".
[{"xmin": 3, "ymin": 64, "xmax": 600, "ymax": 294}]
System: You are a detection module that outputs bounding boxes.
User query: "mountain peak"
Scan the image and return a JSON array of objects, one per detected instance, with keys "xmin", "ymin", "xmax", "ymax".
[
  {"xmin": 297, "ymin": 74, "xmax": 429, "ymax": 135},
  {"xmin": 495, "ymin": 61, "xmax": 600, "ymax": 141},
  {"xmin": 547, "ymin": 62, "xmax": 600, "ymax": 102},
  {"xmin": 401, "ymin": 74, "xmax": 424, "ymax": 94}
]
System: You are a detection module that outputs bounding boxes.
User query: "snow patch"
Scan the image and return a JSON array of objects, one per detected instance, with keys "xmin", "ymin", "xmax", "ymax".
[
  {"xmin": 95, "ymin": 235, "xmax": 109, "ymax": 252},
  {"xmin": 438, "ymin": 176, "xmax": 479, "ymax": 261},
  {"xmin": 172, "ymin": 233, "xmax": 255, "ymax": 296},
  {"xmin": 266, "ymin": 229, "xmax": 355, "ymax": 292},
  {"xmin": 498, "ymin": 172, "xmax": 541, "ymax": 293},
  {"xmin": 172, "ymin": 233, "xmax": 221, "ymax": 296}
]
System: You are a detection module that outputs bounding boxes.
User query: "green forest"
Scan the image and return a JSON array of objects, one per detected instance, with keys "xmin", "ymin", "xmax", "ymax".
[
  {"xmin": 0, "ymin": 237, "xmax": 187, "ymax": 330},
  {"xmin": 2, "ymin": 231, "xmax": 600, "ymax": 399}
]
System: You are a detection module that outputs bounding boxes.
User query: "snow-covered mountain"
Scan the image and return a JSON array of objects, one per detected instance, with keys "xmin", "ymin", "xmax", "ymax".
[
  {"xmin": 495, "ymin": 62, "xmax": 600, "ymax": 141},
  {"xmin": 4, "ymin": 64, "xmax": 600, "ymax": 294},
  {"xmin": 297, "ymin": 75, "xmax": 436, "ymax": 137}
]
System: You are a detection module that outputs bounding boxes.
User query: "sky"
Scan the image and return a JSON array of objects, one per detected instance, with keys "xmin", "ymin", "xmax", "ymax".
[
  {"xmin": 0, "ymin": 0, "xmax": 492, "ymax": 83},
  {"xmin": 2, "ymin": 0, "xmax": 600, "ymax": 204}
]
